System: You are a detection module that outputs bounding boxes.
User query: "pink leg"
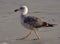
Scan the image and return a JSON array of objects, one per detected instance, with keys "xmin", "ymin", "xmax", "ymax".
[
  {"xmin": 21, "ymin": 30, "xmax": 32, "ymax": 40},
  {"xmin": 34, "ymin": 30, "xmax": 40, "ymax": 40}
]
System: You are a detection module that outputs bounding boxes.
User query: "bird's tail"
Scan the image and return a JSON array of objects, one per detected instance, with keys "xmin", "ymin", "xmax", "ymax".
[
  {"xmin": 46, "ymin": 23, "xmax": 57, "ymax": 27},
  {"xmin": 42, "ymin": 22, "xmax": 57, "ymax": 27}
]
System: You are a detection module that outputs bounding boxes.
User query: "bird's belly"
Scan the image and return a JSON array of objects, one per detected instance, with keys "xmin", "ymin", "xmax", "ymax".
[{"xmin": 21, "ymin": 23, "xmax": 35, "ymax": 30}]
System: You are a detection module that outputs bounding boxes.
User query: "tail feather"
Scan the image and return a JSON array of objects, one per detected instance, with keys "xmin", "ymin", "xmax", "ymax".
[
  {"xmin": 46, "ymin": 23, "xmax": 57, "ymax": 27},
  {"xmin": 42, "ymin": 22, "xmax": 57, "ymax": 27}
]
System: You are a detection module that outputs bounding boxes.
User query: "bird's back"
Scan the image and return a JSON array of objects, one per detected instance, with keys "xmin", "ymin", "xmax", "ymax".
[{"xmin": 22, "ymin": 16, "xmax": 56, "ymax": 28}]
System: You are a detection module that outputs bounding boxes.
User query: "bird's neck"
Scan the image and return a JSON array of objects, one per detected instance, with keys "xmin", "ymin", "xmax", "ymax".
[
  {"xmin": 20, "ymin": 10, "xmax": 28, "ymax": 20},
  {"xmin": 20, "ymin": 14, "xmax": 27, "ymax": 19},
  {"xmin": 20, "ymin": 12, "xmax": 28, "ymax": 17},
  {"xmin": 20, "ymin": 14, "xmax": 27, "ymax": 24}
]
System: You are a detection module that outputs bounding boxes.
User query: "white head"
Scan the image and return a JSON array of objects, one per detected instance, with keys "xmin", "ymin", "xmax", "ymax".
[{"xmin": 14, "ymin": 5, "xmax": 28, "ymax": 15}]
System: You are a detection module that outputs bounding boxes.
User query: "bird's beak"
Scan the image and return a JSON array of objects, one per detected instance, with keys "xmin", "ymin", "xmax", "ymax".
[{"xmin": 14, "ymin": 9, "xmax": 19, "ymax": 12}]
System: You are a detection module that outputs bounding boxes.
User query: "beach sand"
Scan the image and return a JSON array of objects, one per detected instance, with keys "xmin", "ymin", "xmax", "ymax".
[{"xmin": 0, "ymin": 0, "xmax": 60, "ymax": 44}]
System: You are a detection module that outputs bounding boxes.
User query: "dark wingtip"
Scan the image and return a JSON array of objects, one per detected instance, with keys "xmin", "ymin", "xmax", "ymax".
[
  {"xmin": 48, "ymin": 24, "xmax": 54, "ymax": 27},
  {"xmin": 47, "ymin": 23, "xmax": 57, "ymax": 27}
]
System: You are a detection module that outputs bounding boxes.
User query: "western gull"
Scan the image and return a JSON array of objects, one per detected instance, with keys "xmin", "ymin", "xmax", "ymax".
[{"xmin": 14, "ymin": 5, "xmax": 56, "ymax": 40}]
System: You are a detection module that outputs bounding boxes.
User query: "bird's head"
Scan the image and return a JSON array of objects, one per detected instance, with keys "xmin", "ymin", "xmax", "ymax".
[{"xmin": 14, "ymin": 5, "xmax": 28, "ymax": 15}]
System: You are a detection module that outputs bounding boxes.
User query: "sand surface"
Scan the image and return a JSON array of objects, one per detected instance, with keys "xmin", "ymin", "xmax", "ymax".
[{"xmin": 0, "ymin": 0, "xmax": 60, "ymax": 44}]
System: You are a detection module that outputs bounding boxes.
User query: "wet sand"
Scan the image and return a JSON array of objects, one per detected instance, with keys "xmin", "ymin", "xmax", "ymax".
[{"xmin": 0, "ymin": 0, "xmax": 60, "ymax": 44}]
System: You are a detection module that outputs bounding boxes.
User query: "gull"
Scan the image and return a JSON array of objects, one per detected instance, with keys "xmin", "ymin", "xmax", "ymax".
[{"xmin": 14, "ymin": 5, "xmax": 56, "ymax": 40}]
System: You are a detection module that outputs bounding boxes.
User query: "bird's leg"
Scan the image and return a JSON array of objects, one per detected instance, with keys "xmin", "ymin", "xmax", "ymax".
[
  {"xmin": 33, "ymin": 30, "xmax": 40, "ymax": 40},
  {"xmin": 21, "ymin": 30, "xmax": 32, "ymax": 40}
]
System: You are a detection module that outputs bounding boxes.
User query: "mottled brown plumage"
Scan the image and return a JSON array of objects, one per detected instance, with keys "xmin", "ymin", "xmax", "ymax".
[{"xmin": 14, "ymin": 5, "xmax": 56, "ymax": 40}]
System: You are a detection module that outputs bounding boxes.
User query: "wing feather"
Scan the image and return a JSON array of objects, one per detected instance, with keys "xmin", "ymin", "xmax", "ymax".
[{"xmin": 24, "ymin": 16, "xmax": 44, "ymax": 28}]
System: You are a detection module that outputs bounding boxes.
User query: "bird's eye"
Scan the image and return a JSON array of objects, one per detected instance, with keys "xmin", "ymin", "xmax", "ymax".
[{"xmin": 20, "ymin": 7, "xmax": 24, "ymax": 10}]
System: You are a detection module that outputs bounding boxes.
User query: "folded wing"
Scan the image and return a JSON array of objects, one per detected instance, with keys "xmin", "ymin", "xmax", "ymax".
[{"xmin": 24, "ymin": 16, "xmax": 55, "ymax": 28}]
